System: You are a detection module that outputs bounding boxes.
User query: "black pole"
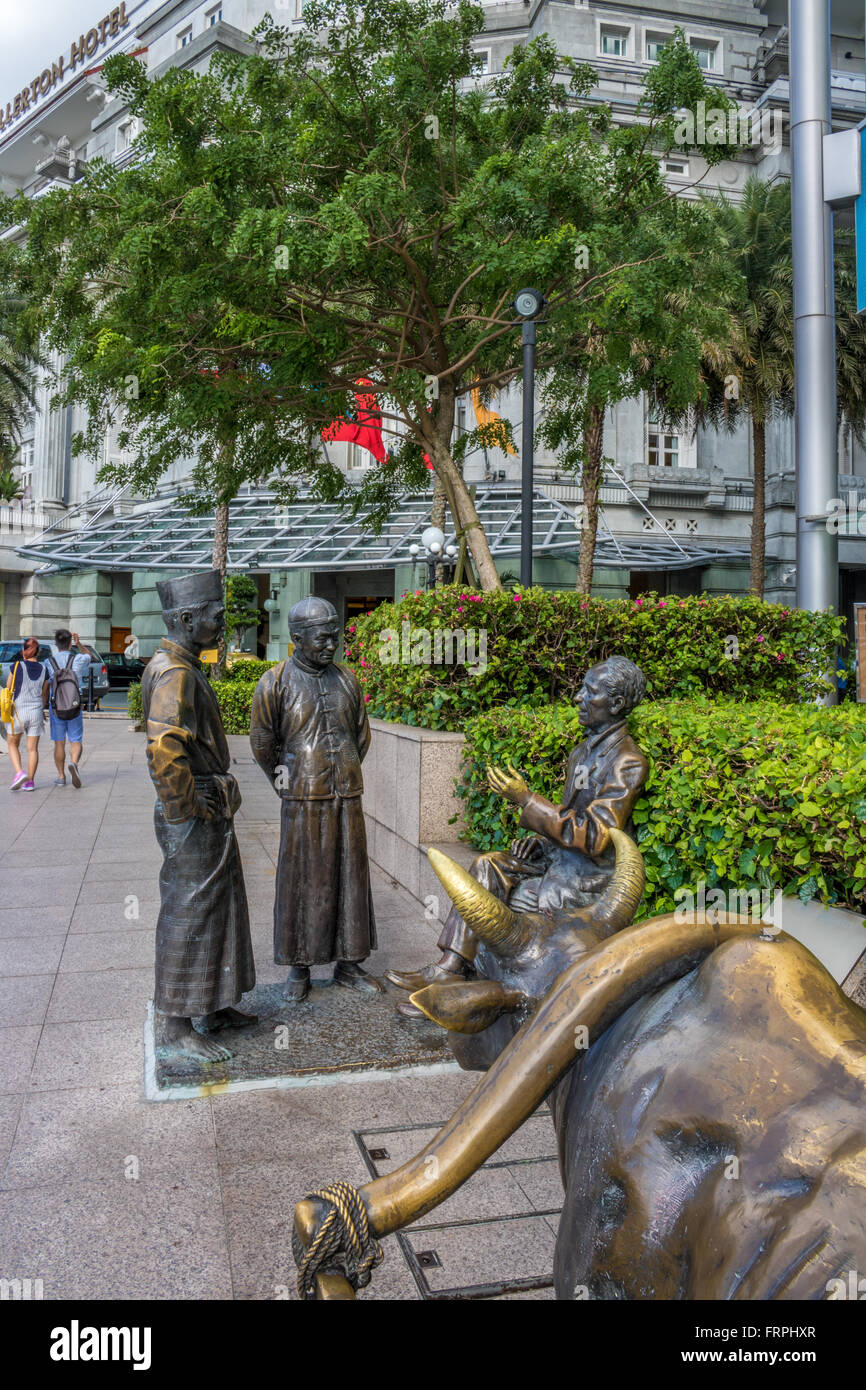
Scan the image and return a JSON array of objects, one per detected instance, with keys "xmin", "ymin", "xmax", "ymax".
[{"xmin": 521, "ymin": 319, "xmax": 536, "ymax": 588}]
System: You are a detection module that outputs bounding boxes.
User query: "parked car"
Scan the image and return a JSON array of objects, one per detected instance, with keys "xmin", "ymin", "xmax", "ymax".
[
  {"xmin": 0, "ymin": 638, "xmax": 110, "ymax": 706},
  {"xmin": 104, "ymin": 651, "xmax": 147, "ymax": 688}
]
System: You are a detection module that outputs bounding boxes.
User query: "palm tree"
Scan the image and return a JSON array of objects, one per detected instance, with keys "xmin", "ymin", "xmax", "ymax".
[
  {"xmin": 0, "ymin": 463, "xmax": 24, "ymax": 503},
  {"xmin": 697, "ymin": 179, "xmax": 794, "ymax": 597},
  {"xmin": 0, "ymin": 296, "xmax": 38, "ymax": 457},
  {"xmin": 696, "ymin": 177, "xmax": 866, "ymax": 598}
]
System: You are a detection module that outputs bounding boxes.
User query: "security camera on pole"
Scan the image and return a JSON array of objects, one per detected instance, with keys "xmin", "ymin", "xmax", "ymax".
[{"xmin": 512, "ymin": 288, "xmax": 546, "ymax": 588}]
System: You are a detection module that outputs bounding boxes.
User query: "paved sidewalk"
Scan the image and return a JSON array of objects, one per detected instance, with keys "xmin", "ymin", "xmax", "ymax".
[{"xmin": 0, "ymin": 719, "xmax": 558, "ymax": 1300}]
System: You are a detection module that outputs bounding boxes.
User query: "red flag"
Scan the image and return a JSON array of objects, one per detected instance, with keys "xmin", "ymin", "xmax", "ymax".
[{"xmin": 322, "ymin": 379, "xmax": 388, "ymax": 464}]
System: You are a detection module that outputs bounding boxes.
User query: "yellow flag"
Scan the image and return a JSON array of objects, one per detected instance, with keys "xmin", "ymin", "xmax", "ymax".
[{"xmin": 471, "ymin": 387, "xmax": 517, "ymax": 455}]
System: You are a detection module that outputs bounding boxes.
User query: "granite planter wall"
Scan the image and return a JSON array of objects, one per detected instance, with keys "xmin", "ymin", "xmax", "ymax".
[{"xmin": 362, "ymin": 718, "xmax": 475, "ymax": 909}]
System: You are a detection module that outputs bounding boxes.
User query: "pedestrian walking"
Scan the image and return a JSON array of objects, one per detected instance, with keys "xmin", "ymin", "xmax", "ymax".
[
  {"xmin": 47, "ymin": 628, "xmax": 89, "ymax": 788},
  {"xmin": 3, "ymin": 637, "xmax": 50, "ymax": 791}
]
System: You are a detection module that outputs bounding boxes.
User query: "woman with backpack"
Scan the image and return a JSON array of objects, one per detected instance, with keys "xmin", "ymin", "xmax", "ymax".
[
  {"xmin": 3, "ymin": 637, "xmax": 50, "ymax": 791},
  {"xmin": 48, "ymin": 628, "xmax": 89, "ymax": 789}
]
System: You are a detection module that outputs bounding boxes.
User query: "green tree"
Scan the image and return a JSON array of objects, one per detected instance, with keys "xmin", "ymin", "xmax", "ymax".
[
  {"xmin": 695, "ymin": 178, "xmax": 866, "ymax": 597},
  {"xmin": 225, "ymin": 574, "xmax": 261, "ymax": 651},
  {"xmin": 0, "ymin": 294, "xmax": 37, "ymax": 459},
  {"xmin": 0, "ymin": 463, "xmax": 24, "ymax": 502},
  {"xmin": 695, "ymin": 179, "xmax": 794, "ymax": 597},
  {"xmin": 537, "ymin": 33, "xmax": 738, "ymax": 593},
  {"xmin": 4, "ymin": 0, "xmax": 743, "ymax": 598}
]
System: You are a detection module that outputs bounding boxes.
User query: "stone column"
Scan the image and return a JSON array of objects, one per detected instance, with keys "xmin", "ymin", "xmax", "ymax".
[{"xmin": 32, "ymin": 351, "xmax": 69, "ymax": 514}]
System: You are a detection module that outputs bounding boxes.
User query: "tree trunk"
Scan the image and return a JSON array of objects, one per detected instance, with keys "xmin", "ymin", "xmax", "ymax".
[
  {"xmin": 432, "ymin": 473, "xmax": 446, "ymax": 586},
  {"xmin": 429, "ymin": 438, "xmax": 502, "ymax": 592},
  {"xmin": 749, "ymin": 417, "xmax": 766, "ymax": 598},
  {"xmin": 212, "ymin": 497, "xmax": 229, "ymax": 675},
  {"xmin": 576, "ymin": 403, "xmax": 604, "ymax": 595}
]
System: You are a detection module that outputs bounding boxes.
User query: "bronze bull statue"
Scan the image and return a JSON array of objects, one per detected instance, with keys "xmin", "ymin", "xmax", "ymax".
[{"xmin": 293, "ymin": 830, "xmax": 866, "ymax": 1300}]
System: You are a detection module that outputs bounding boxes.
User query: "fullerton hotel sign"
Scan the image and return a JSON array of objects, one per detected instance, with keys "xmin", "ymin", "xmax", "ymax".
[{"xmin": 0, "ymin": 4, "xmax": 131, "ymax": 134}]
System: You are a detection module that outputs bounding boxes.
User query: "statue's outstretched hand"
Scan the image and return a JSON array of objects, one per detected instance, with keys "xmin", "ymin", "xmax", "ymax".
[{"xmin": 487, "ymin": 763, "xmax": 530, "ymax": 806}]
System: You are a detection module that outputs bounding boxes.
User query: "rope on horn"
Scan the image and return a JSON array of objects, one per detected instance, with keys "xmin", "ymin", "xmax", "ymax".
[{"xmin": 292, "ymin": 1181, "xmax": 383, "ymax": 1299}]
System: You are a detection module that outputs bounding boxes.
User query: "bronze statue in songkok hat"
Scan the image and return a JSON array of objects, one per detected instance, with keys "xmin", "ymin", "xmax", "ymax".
[
  {"xmin": 155, "ymin": 569, "xmax": 224, "ymax": 611},
  {"xmin": 142, "ymin": 570, "xmax": 256, "ymax": 1064}
]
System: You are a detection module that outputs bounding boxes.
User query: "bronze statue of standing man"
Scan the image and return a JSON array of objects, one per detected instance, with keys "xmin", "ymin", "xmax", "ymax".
[
  {"xmin": 143, "ymin": 571, "xmax": 256, "ymax": 1063},
  {"xmin": 250, "ymin": 597, "xmax": 381, "ymax": 1003}
]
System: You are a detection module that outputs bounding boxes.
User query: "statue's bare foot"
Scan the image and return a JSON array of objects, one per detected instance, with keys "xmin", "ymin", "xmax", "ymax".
[
  {"xmin": 158, "ymin": 1015, "xmax": 234, "ymax": 1063},
  {"xmin": 197, "ymin": 1007, "xmax": 258, "ymax": 1033}
]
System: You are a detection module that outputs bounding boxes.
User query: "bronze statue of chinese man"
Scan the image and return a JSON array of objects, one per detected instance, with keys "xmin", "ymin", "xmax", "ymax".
[
  {"xmin": 250, "ymin": 597, "xmax": 381, "ymax": 1004},
  {"xmin": 388, "ymin": 655, "xmax": 649, "ymax": 1017},
  {"xmin": 142, "ymin": 571, "xmax": 256, "ymax": 1064}
]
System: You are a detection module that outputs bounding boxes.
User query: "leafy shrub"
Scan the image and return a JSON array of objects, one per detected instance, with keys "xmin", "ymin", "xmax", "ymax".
[
  {"xmin": 209, "ymin": 657, "xmax": 277, "ymax": 683},
  {"xmin": 127, "ymin": 681, "xmax": 142, "ymax": 723},
  {"xmin": 348, "ymin": 590, "xmax": 843, "ymax": 731},
  {"xmin": 458, "ymin": 700, "xmax": 866, "ymax": 917},
  {"xmin": 211, "ymin": 679, "xmax": 259, "ymax": 734}
]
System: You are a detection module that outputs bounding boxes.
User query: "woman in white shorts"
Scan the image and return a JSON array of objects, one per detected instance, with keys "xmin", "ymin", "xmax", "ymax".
[{"xmin": 5, "ymin": 638, "xmax": 49, "ymax": 791}]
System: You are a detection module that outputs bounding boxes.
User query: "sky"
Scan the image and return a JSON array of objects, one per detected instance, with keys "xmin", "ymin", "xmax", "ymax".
[{"xmin": 0, "ymin": 0, "xmax": 160, "ymax": 101}]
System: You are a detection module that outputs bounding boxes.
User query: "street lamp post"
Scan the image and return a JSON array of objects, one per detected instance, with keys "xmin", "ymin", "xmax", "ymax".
[
  {"xmin": 790, "ymin": 0, "xmax": 839, "ymax": 617},
  {"xmin": 409, "ymin": 526, "xmax": 458, "ymax": 590},
  {"xmin": 513, "ymin": 288, "xmax": 546, "ymax": 588}
]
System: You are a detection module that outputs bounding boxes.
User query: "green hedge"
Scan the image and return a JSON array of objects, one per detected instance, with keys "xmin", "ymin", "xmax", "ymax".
[
  {"xmin": 458, "ymin": 701, "xmax": 866, "ymax": 917},
  {"xmin": 127, "ymin": 677, "xmax": 260, "ymax": 734},
  {"xmin": 347, "ymin": 590, "xmax": 843, "ymax": 730}
]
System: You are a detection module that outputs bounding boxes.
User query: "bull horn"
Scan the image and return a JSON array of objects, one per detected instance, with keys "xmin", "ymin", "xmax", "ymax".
[
  {"xmin": 410, "ymin": 980, "xmax": 528, "ymax": 1033},
  {"xmin": 427, "ymin": 847, "xmax": 532, "ymax": 957},
  {"xmin": 580, "ymin": 827, "xmax": 646, "ymax": 939}
]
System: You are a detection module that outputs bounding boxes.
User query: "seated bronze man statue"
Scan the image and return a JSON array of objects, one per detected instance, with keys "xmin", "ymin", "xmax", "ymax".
[{"xmin": 388, "ymin": 655, "xmax": 648, "ymax": 1018}]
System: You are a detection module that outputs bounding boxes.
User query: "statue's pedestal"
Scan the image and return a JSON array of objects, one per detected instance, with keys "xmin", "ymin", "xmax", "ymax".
[{"xmin": 145, "ymin": 981, "xmax": 455, "ymax": 1099}]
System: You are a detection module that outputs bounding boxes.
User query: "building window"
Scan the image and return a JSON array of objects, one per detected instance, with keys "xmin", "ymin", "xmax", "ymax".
[
  {"xmin": 206, "ymin": 5, "xmax": 222, "ymax": 25},
  {"xmin": 473, "ymin": 49, "xmax": 490, "ymax": 76},
  {"xmin": 690, "ymin": 38, "xmax": 719, "ymax": 72},
  {"xmin": 600, "ymin": 26, "xmax": 630, "ymax": 59},
  {"xmin": 177, "ymin": 27, "xmax": 193, "ymax": 49},
  {"xmin": 347, "ymin": 443, "xmax": 371, "ymax": 470},
  {"xmin": 116, "ymin": 117, "xmax": 140, "ymax": 153},
  {"xmin": 648, "ymin": 410, "xmax": 679, "ymax": 468},
  {"xmin": 645, "ymin": 32, "xmax": 671, "ymax": 63},
  {"xmin": 663, "ymin": 158, "xmax": 689, "ymax": 176}
]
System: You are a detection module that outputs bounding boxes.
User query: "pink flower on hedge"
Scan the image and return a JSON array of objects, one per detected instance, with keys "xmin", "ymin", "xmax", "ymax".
[
  {"xmin": 360, "ymin": 659, "xmax": 369, "ymax": 667},
  {"xmin": 513, "ymin": 594, "xmax": 522, "ymax": 602},
  {"xmin": 347, "ymin": 625, "xmax": 356, "ymax": 634},
  {"xmin": 680, "ymin": 601, "xmax": 686, "ymax": 608},
  {"xmin": 775, "ymin": 653, "xmax": 784, "ymax": 662},
  {"xmin": 658, "ymin": 599, "xmax": 667, "ymax": 607},
  {"xmin": 756, "ymin": 634, "xmax": 765, "ymax": 644},
  {"xmin": 635, "ymin": 598, "xmax": 644, "ymax": 608},
  {"xmin": 580, "ymin": 602, "xmax": 589, "ymax": 609},
  {"xmin": 364, "ymin": 694, "xmax": 371, "ymax": 703}
]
